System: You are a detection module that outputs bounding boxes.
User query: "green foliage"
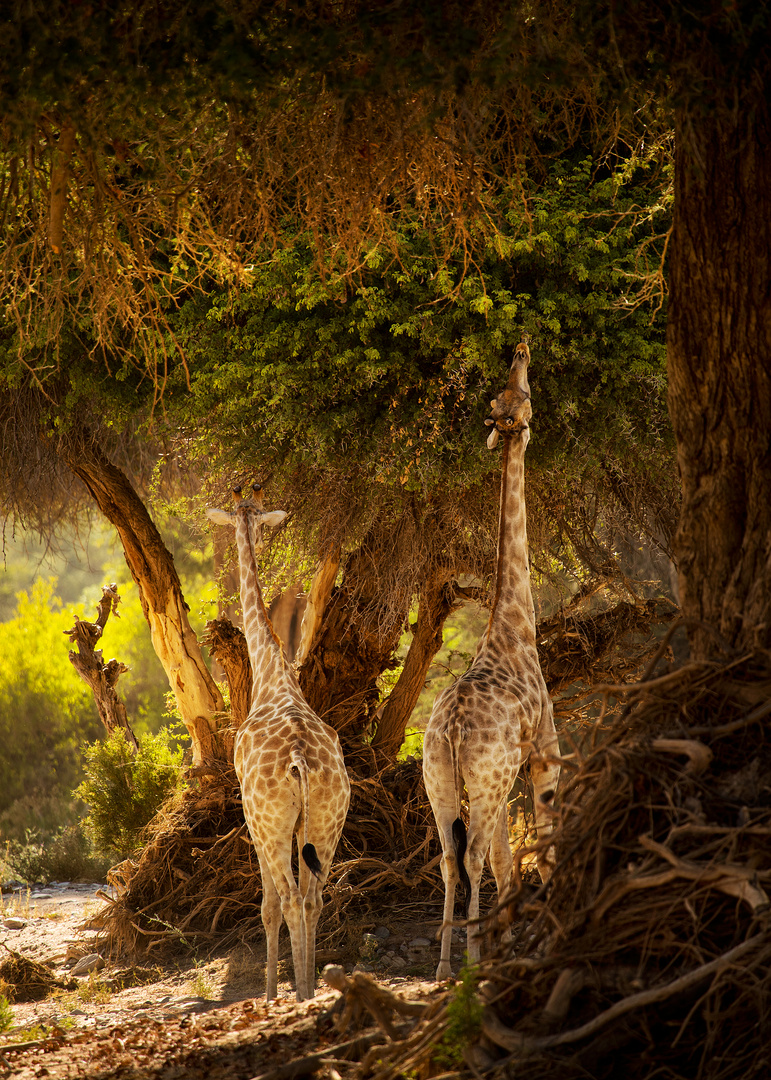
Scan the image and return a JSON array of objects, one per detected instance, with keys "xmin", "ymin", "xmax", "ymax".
[
  {"xmin": 4, "ymin": 825, "xmax": 111, "ymax": 886},
  {"xmin": 0, "ymin": 525, "xmax": 121, "ymax": 622},
  {"xmin": 174, "ymin": 150, "xmax": 672, "ymax": 600},
  {"xmin": 397, "ymin": 728, "xmax": 424, "ymax": 760},
  {"xmin": 0, "ymin": 995, "xmax": 12, "ymax": 1034},
  {"xmin": 434, "ymin": 963, "xmax": 484, "ymax": 1068},
  {"xmin": 0, "ymin": 579, "xmax": 101, "ymax": 838},
  {"xmin": 179, "ymin": 152, "xmax": 669, "ymax": 486},
  {"xmin": 75, "ymin": 729, "xmax": 185, "ymax": 858}
]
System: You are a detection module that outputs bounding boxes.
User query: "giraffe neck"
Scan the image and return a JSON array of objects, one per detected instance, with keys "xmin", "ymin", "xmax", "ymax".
[
  {"xmin": 233, "ymin": 515, "xmax": 290, "ymax": 702},
  {"xmin": 487, "ymin": 432, "xmax": 536, "ymax": 646}
]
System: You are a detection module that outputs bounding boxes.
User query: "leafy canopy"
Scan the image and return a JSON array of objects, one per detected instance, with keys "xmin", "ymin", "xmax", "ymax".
[{"xmin": 173, "ymin": 152, "xmax": 671, "ymax": 587}]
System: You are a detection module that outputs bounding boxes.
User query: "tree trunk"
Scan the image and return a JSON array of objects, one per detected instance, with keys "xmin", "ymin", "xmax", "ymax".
[
  {"xmin": 296, "ymin": 546, "xmax": 341, "ymax": 665},
  {"xmin": 668, "ymin": 97, "xmax": 771, "ymax": 659},
  {"xmin": 203, "ymin": 614, "xmax": 250, "ymax": 742},
  {"xmin": 297, "ymin": 527, "xmax": 408, "ymax": 766},
  {"xmin": 369, "ymin": 572, "xmax": 465, "ymax": 768},
  {"xmin": 60, "ymin": 435, "xmax": 227, "ymax": 765}
]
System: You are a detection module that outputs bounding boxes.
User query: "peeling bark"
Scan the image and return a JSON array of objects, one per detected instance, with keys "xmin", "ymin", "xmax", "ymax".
[
  {"xmin": 203, "ymin": 614, "xmax": 250, "ymax": 744},
  {"xmin": 296, "ymin": 546, "xmax": 341, "ymax": 665}
]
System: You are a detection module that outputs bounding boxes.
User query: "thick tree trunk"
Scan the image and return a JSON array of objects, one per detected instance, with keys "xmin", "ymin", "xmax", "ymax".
[
  {"xmin": 369, "ymin": 572, "xmax": 465, "ymax": 767},
  {"xmin": 668, "ymin": 98, "xmax": 771, "ymax": 659},
  {"xmin": 297, "ymin": 527, "xmax": 408, "ymax": 764},
  {"xmin": 60, "ymin": 436, "xmax": 227, "ymax": 765}
]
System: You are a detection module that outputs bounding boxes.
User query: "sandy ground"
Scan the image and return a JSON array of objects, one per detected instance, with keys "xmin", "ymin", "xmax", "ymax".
[{"xmin": 0, "ymin": 881, "xmax": 459, "ymax": 1078}]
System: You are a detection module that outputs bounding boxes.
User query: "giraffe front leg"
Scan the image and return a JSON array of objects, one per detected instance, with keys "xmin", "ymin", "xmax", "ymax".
[
  {"xmin": 488, "ymin": 799, "xmax": 514, "ymax": 945},
  {"xmin": 464, "ymin": 842, "xmax": 486, "ymax": 966},
  {"xmin": 298, "ymin": 838, "xmax": 324, "ymax": 1001},
  {"xmin": 532, "ymin": 705, "xmax": 561, "ymax": 882}
]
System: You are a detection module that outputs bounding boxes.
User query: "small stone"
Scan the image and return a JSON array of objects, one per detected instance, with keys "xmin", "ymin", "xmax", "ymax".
[
  {"xmin": 71, "ymin": 953, "xmax": 105, "ymax": 976},
  {"xmin": 389, "ymin": 956, "xmax": 407, "ymax": 970},
  {"xmin": 408, "ymin": 937, "xmax": 431, "ymax": 948},
  {"xmin": 3, "ymin": 917, "xmax": 26, "ymax": 930},
  {"xmin": 373, "ymin": 926, "xmax": 390, "ymax": 940}
]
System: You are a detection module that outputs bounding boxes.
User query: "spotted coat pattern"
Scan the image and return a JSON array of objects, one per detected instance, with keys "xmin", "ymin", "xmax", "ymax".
[
  {"xmin": 208, "ymin": 489, "xmax": 350, "ymax": 1001},
  {"xmin": 422, "ymin": 343, "xmax": 561, "ymax": 980}
]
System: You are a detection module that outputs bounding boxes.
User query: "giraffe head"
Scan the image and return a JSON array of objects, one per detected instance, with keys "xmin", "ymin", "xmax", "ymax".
[
  {"xmin": 484, "ymin": 339, "xmax": 532, "ymax": 450},
  {"xmin": 206, "ymin": 484, "xmax": 287, "ymax": 553}
]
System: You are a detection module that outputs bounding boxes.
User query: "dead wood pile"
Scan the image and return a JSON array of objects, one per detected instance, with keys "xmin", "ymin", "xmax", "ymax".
[
  {"xmin": 379, "ymin": 631, "xmax": 771, "ymax": 1080},
  {"xmin": 98, "ymin": 758, "xmax": 443, "ymax": 959},
  {"xmin": 0, "ymin": 949, "xmax": 73, "ymax": 1002}
]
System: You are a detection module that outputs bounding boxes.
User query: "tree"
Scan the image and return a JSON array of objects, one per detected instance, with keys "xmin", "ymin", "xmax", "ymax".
[
  {"xmin": 2, "ymin": 1, "xmax": 701, "ymax": 773},
  {"xmin": 0, "ymin": 370, "xmax": 227, "ymax": 766},
  {"xmin": 174, "ymin": 164, "xmax": 671, "ymax": 761},
  {"xmin": 561, "ymin": 1, "xmax": 771, "ymax": 659}
]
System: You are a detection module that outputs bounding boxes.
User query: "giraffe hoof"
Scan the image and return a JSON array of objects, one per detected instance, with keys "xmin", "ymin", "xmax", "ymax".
[{"xmin": 436, "ymin": 961, "xmax": 454, "ymax": 982}]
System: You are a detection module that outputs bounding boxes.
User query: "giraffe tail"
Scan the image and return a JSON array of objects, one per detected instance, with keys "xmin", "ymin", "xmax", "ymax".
[
  {"xmin": 448, "ymin": 718, "xmax": 471, "ymax": 918},
  {"xmin": 302, "ymin": 843, "xmax": 323, "ymax": 876},
  {"xmin": 290, "ymin": 750, "xmax": 322, "ymax": 880},
  {"xmin": 452, "ymin": 817, "xmax": 471, "ymax": 919}
]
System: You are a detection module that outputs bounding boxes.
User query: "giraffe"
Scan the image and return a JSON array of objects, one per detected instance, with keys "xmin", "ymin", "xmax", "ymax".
[
  {"xmin": 206, "ymin": 484, "xmax": 350, "ymax": 1002},
  {"xmin": 422, "ymin": 340, "xmax": 560, "ymax": 981}
]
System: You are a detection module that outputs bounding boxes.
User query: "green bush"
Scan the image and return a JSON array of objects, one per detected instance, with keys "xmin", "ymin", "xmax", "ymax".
[
  {"xmin": 5, "ymin": 824, "xmax": 112, "ymax": 885},
  {"xmin": 0, "ymin": 995, "xmax": 13, "ymax": 1033},
  {"xmin": 0, "ymin": 579, "xmax": 102, "ymax": 836},
  {"xmin": 75, "ymin": 728, "xmax": 185, "ymax": 858}
]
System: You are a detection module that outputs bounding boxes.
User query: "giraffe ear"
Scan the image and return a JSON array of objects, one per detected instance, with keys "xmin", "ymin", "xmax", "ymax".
[
  {"xmin": 261, "ymin": 510, "xmax": 288, "ymax": 528},
  {"xmin": 205, "ymin": 508, "xmax": 235, "ymax": 527}
]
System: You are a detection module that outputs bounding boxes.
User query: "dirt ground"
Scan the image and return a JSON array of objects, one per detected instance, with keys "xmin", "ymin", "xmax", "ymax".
[{"xmin": 0, "ymin": 882, "xmax": 457, "ymax": 1079}]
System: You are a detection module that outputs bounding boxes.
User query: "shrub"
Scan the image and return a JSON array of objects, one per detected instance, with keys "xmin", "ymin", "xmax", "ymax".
[
  {"xmin": 5, "ymin": 824, "xmax": 112, "ymax": 885},
  {"xmin": 0, "ymin": 995, "xmax": 13, "ymax": 1033},
  {"xmin": 75, "ymin": 728, "xmax": 185, "ymax": 858},
  {"xmin": 0, "ymin": 580, "xmax": 101, "ymax": 829}
]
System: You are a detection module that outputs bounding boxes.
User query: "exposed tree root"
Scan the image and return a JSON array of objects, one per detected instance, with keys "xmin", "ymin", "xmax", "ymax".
[{"xmin": 378, "ymin": 643, "xmax": 771, "ymax": 1080}]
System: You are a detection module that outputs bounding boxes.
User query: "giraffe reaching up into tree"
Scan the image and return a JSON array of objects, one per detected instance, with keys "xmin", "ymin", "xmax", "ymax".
[
  {"xmin": 422, "ymin": 340, "xmax": 560, "ymax": 981},
  {"xmin": 206, "ymin": 485, "xmax": 350, "ymax": 1002}
]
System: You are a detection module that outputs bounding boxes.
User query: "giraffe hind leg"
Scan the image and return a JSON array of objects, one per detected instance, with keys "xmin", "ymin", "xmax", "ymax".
[
  {"xmin": 258, "ymin": 857, "xmax": 282, "ymax": 1001},
  {"xmin": 435, "ymin": 814, "xmax": 462, "ymax": 981},
  {"xmin": 268, "ymin": 848, "xmax": 310, "ymax": 1001}
]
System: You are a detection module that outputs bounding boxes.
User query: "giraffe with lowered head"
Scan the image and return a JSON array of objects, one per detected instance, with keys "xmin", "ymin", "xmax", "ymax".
[
  {"xmin": 422, "ymin": 340, "xmax": 560, "ymax": 980},
  {"xmin": 206, "ymin": 484, "xmax": 350, "ymax": 1001}
]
